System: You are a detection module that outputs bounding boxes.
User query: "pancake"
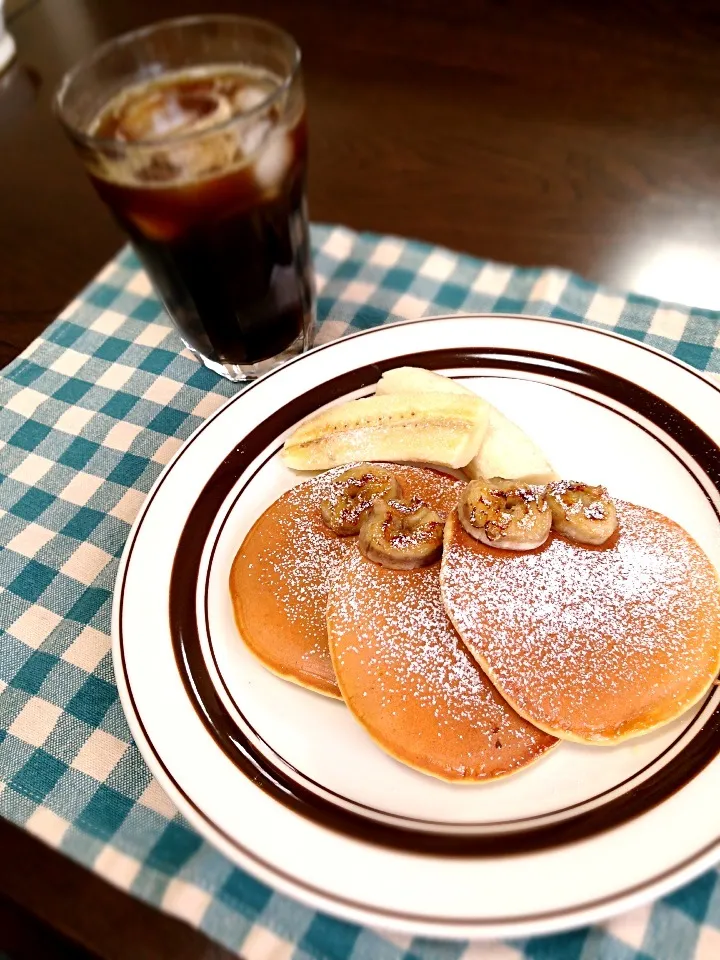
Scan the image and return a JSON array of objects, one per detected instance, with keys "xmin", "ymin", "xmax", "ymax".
[
  {"xmin": 230, "ymin": 463, "xmax": 463, "ymax": 698},
  {"xmin": 327, "ymin": 551, "xmax": 556, "ymax": 782},
  {"xmin": 441, "ymin": 503, "xmax": 720, "ymax": 744}
]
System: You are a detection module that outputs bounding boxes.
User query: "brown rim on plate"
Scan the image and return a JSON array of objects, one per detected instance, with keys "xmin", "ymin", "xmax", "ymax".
[
  {"xmin": 116, "ymin": 315, "xmax": 720, "ymax": 926},
  {"xmin": 201, "ymin": 385, "xmax": 718, "ymax": 831}
]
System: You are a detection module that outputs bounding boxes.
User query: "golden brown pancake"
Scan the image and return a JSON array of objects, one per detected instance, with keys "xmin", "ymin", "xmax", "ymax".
[
  {"xmin": 441, "ymin": 503, "xmax": 720, "ymax": 744},
  {"xmin": 327, "ymin": 553, "xmax": 556, "ymax": 782},
  {"xmin": 230, "ymin": 464, "xmax": 463, "ymax": 698}
]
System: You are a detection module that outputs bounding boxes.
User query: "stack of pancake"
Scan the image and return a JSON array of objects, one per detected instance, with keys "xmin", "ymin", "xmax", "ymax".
[{"xmin": 230, "ymin": 460, "xmax": 720, "ymax": 783}]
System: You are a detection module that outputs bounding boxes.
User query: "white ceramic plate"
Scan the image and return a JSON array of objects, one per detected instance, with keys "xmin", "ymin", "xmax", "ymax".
[{"xmin": 112, "ymin": 315, "xmax": 720, "ymax": 940}]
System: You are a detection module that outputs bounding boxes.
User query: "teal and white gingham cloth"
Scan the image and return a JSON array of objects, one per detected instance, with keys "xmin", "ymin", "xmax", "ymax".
[{"xmin": 1, "ymin": 224, "xmax": 720, "ymax": 960}]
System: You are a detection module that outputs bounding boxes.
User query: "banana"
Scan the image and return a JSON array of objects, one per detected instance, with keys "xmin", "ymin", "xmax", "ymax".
[
  {"xmin": 375, "ymin": 366, "xmax": 558, "ymax": 484},
  {"xmin": 546, "ymin": 481, "xmax": 617, "ymax": 545},
  {"xmin": 359, "ymin": 496, "xmax": 445, "ymax": 569},
  {"xmin": 282, "ymin": 393, "xmax": 488, "ymax": 471},
  {"xmin": 467, "ymin": 408, "xmax": 559, "ymax": 485},
  {"xmin": 320, "ymin": 464, "xmax": 401, "ymax": 535},
  {"xmin": 375, "ymin": 366, "xmax": 469, "ymax": 397},
  {"xmin": 458, "ymin": 478, "xmax": 552, "ymax": 551}
]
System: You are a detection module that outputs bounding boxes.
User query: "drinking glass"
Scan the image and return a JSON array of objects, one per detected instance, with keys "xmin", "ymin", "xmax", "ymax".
[{"xmin": 56, "ymin": 15, "xmax": 315, "ymax": 382}]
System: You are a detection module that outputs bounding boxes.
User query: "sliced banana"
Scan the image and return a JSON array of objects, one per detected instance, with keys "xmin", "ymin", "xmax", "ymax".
[
  {"xmin": 375, "ymin": 366, "xmax": 558, "ymax": 484},
  {"xmin": 547, "ymin": 481, "xmax": 617, "ymax": 545},
  {"xmin": 320, "ymin": 464, "xmax": 401, "ymax": 535},
  {"xmin": 375, "ymin": 366, "xmax": 469, "ymax": 397},
  {"xmin": 458, "ymin": 478, "xmax": 551, "ymax": 551},
  {"xmin": 282, "ymin": 393, "xmax": 488, "ymax": 471},
  {"xmin": 359, "ymin": 497, "xmax": 446, "ymax": 570},
  {"xmin": 466, "ymin": 406, "xmax": 559, "ymax": 485}
]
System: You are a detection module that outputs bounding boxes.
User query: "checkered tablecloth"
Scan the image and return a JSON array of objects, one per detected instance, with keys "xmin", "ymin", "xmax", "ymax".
[{"xmin": 1, "ymin": 224, "xmax": 719, "ymax": 960}]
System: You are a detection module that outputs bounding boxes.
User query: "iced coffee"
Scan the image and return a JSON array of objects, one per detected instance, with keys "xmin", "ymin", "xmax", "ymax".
[{"xmin": 56, "ymin": 17, "xmax": 314, "ymax": 380}]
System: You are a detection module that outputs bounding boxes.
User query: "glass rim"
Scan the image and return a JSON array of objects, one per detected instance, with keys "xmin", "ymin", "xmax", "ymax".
[{"xmin": 54, "ymin": 13, "xmax": 302, "ymax": 151}]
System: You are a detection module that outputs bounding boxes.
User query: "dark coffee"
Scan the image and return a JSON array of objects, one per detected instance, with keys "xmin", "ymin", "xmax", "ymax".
[{"xmin": 87, "ymin": 66, "xmax": 313, "ymax": 369}]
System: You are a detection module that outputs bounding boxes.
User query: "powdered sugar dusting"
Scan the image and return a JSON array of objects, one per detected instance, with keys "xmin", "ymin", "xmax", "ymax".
[
  {"xmin": 231, "ymin": 465, "xmax": 355, "ymax": 692},
  {"xmin": 442, "ymin": 502, "xmax": 720, "ymax": 740},
  {"xmin": 259, "ymin": 466, "xmax": 352, "ymax": 629},
  {"xmin": 328, "ymin": 550, "xmax": 555, "ymax": 781},
  {"xmin": 233, "ymin": 464, "xmax": 463, "ymax": 694},
  {"xmin": 253, "ymin": 463, "xmax": 464, "ymax": 629}
]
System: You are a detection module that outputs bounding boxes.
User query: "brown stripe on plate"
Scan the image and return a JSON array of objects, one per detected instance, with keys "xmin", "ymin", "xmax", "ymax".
[
  {"xmin": 200, "ymin": 384, "xmax": 716, "ymax": 830},
  {"xmin": 160, "ymin": 347, "xmax": 720, "ymax": 855}
]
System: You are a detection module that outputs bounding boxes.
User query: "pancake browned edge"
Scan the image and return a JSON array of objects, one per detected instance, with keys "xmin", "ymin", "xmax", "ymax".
[
  {"xmin": 327, "ymin": 551, "xmax": 557, "ymax": 783},
  {"xmin": 229, "ymin": 463, "xmax": 465, "ymax": 699},
  {"xmin": 441, "ymin": 505, "xmax": 720, "ymax": 745}
]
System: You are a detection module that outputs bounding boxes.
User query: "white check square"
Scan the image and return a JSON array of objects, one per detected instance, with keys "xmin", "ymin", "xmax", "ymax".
[
  {"xmin": 103, "ymin": 421, "xmax": 142, "ymax": 452},
  {"xmin": 392, "ymin": 293, "xmax": 429, "ymax": 319},
  {"xmin": 143, "ymin": 375, "xmax": 183, "ymax": 405},
  {"xmin": 90, "ymin": 309, "xmax": 126, "ymax": 335},
  {"xmin": 648, "ymin": 307, "xmax": 687, "ymax": 341},
  {"xmin": 61, "ymin": 542, "xmax": 112, "ymax": 585},
  {"xmin": 96, "ymin": 363, "xmax": 135, "ymax": 391},
  {"xmin": 7, "ymin": 523, "xmax": 55, "ymax": 559},
  {"xmin": 95, "ymin": 261, "xmax": 121, "ymax": 284},
  {"xmin": 135, "ymin": 324, "xmax": 172, "ymax": 348},
  {"xmin": 696, "ymin": 924, "xmax": 720, "ymax": 960},
  {"xmin": 314, "ymin": 319, "xmax": 350, "ymax": 345},
  {"xmin": 8, "ymin": 606, "xmax": 62, "ymax": 649},
  {"xmin": 420, "ymin": 251, "xmax": 457, "ymax": 282},
  {"xmin": 55, "ymin": 407, "xmax": 95, "ymax": 436},
  {"xmin": 461, "ymin": 944, "xmax": 524, "ymax": 959},
  {"xmin": 26, "ymin": 808, "xmax": 69, "ymax": 846},
  {"xmin": 584, "ymin": 292, "xmax": 627, "ymax": 327},
  {"xmin": 62, "ymin": 626, "xmax": 111, "ymax": 672},
  {"xmin": 342, "ymin": 281, "xmax": 376, "ymax": 304},
  {"xmin": 162, "ymin": 879, "xmax": 212, "ymax": 926},
  {"xmin": 139, "ymin": 779, "xmax": 177, "ymax": 819},
  {"xmin": 9, "ymin": 453, "xmax": 54, "ymax": 485},
  {"xmin": 126, "ymin": 272, "xmax": 153, "ymax": 297},
  {"xmin": 321, "ymin": 228, "xmax": 353, "ymax": 261},
  {"xmin": 49, "ymin": 348, "xmax": 89, "ymax": 377},
  {"xmin": 603, "ymin": 903, "xmax": 652, "ymax": 950},
  {"xmin": 61, "ymin": 472, "xmax": 104, "ymax": 506},
  {"xmin": 528, "ymin": 270, "xmax": 569, "ymax": 305},
  {"xmin": 192, "ymin": 393, "xmax": 227, "ymax": 419},
  {"xmin": 471, "ymin": 263, "xmax": 513, "ymax": 296},
  {"xmin": 10, "ymin": 698, "xmax": 62, "ymax": 747},
  {"xmin": 72, "ymin": 729, "xmax": 128, "ymax": 780},
  {"xmin": 5, "ymin": 388, "xmax": 47, "ymax": 417},
  {"xmin": 369, "ymin": 239, "xmax": 403, "ymax": 268},
  {"xmin": 58, "ymin": 298, "xmax": 81, "ymax": 320},
  {"xmin": 152, "ymin": 436, "xmax": 182, "ymax": 464},
  {"xmin": 109, "ymin": 488, "xmax": 146, "ymax": 524},
  {"xmin": 95, "ymin": 847, "xmax": 141, "ymax": 888},
  {"xmin": 242, "ymin": 927, "xmax": 295, "ymax": 960}
]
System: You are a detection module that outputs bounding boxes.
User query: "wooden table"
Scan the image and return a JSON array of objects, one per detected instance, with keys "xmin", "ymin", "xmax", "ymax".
[{"xmin": 2, "ymin": 0, "xmax": 720, "ymax": 956}]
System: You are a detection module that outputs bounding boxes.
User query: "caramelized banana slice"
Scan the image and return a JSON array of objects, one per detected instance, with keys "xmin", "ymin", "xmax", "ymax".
[
  {"xmin": 320, "ymin": 464, "xmax": 401, "ymax": 535},
  {"xmin": 359, "ymin": 497, "xmax": 445, "ymax": 569},
  {"xmin": 547, "ymin": 481, "xmax": 617, "ymax": 545},
  {"xmin": 458, "ymin": 478, "xmax": 551, "ymax": 551}
]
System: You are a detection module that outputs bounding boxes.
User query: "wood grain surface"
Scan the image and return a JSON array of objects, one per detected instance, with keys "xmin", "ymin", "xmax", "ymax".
[{"xmin": 2, "ymin": 0, "xmax": 720, "ymax": 956}]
